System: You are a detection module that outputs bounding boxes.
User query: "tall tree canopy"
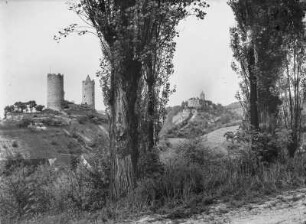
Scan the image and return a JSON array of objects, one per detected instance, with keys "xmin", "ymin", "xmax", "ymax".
[
  {"xmin": 229, "ymin": 0, "xmax": 305, "ymax": 159},
  {"xmin": 229, "ymin": 0, "xmax": 304, "ymax": 131}
]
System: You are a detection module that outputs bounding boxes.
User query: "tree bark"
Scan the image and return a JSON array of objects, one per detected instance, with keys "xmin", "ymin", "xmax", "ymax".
[
  {"xmin": 146, "ymin": 60, "xmax": 156, "ymax": 152},
  {"xmin": 109, "ymin": 60, "xmax": 142, "ymax": 199},
  {"xmin": 248, "ymin": 46, "xmax": 259, "ymax": 130}
]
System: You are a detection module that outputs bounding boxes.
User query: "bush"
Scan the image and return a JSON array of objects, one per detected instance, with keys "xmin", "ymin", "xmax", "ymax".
[
  {"xmin": 0, "ymin": 151, "xmax": 111, "ymax": 222},
  {"xmin": 0, "ymin": 157, "xmax": 54, "ymax": 220},
  {"xmin": 41, "ymin": 118, "xmax": 63, "ymax": 126},
  {"xmin": 50, "ymin": 140, "xmax": 57, "ymax": 146},
  {"xmin": 12, "ymin": 141, "xmax": 18, "ymax": 148},
  {"xmin": 18, "ymin": 119, "xmax": 32, "ymax": 128},
  {"xmin": 220, "ymin": 114, "xmax": 231, "ymax": 124},
  {"xmin": 131, "ymin": 138, "xmax": 306, "ymax": 213},
  {"xmin": 77, "ymin": 116, "xmax": 88, "ymax": 124},
  {"xmin": 49, "ymin": 166, "xmax": 109, "ymax": 213}
]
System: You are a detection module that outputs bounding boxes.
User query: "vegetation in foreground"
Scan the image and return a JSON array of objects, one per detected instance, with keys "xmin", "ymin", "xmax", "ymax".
[{"xmin": 1, "ymin": 129, "xmax": 306, "ymax": 223}]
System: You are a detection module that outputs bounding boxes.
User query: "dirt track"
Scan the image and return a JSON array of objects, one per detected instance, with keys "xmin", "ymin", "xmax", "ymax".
[{"xmin": 133, "ymin": 188, "xmax": 306, "ymax": 224}]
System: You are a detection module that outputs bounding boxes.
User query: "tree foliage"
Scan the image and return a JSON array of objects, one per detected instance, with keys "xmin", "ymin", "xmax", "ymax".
[
  {"xmin": 57, "ymin": 0, "xmax": 208, "ymax": 198},
  {"xmin": 4, "ymin": 101, "xmax": 44, "ymax": 117},
  {"xmin": 279, "ymin": 24, "xmax": 306, "ymax": 157},
  {"xmin": 229, "ymin": 0, "xmax": 304, "ymax": 130},
  {"xmin": 229, "ymin": 0, "xmax": 305, "ymax": 158}
]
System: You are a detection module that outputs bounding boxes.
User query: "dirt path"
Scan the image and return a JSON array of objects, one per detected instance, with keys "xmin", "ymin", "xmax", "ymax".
[{"xmin": 133, "ymin": 188, "xmax": 306, "ymax": 224}]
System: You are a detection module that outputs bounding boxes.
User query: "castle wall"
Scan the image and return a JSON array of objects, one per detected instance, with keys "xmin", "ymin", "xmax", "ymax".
[
  {"xmin": 188, "ymin": 98, "xmax": 200, "ymax": 108},
  {"xmin": 82, "ymin": 76, "xmax": 95, "ymax": 109},
  {"xmin": 47, "ymin": 73, "xmax": 64, "ymax": 111}
]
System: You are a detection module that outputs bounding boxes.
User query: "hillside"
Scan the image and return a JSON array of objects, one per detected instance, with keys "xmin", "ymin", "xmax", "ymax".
[
  {"xmin": 0, "ymin": 100, "xmax": 242, "ymax": 167},
  {"xmin": 160, "ymin": 101, "xmax": 241, "ymax": 139},
  {"xmin": 225, "ymin": 101, "xmax": 244, "ymax": 118},
  {"xmin": 0, "ymin": 105, "xmax": 109, "ymax": 167}
]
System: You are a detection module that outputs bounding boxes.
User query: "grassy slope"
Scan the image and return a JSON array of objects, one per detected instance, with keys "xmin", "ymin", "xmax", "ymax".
[
  {"xmin": 161, "ymin": 103, "xmax": 241, "ymax": 139},
  {"xmin": 0, "ymin": 127, "xmax": 80, "ymax": 161},
  {"xmin": 159, "ymin": 106, "xmax": 182, "ymax": 138},
  {"xmin": 0, "ymin": 111, "xmax": 109, "ymax": 166}
]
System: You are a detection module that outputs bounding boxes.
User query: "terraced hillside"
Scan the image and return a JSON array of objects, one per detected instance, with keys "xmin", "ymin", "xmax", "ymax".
[{"xmin": 0, "ymin": 108, "xmax": 109, "ymax": 167}]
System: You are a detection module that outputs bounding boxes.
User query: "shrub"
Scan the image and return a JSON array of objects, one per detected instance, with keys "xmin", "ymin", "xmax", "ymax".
[
  {"xmin": 12, "ymin": 141, "xmax": 18, "ymax": 148},
  {"xmin": 0, "ymin": 156, "xmax": 54, "ymax": 220},
  {"xmin": 138, "ymin": 149, "xmax": 164, "ymax": 179},
  {"xmin": 0, "ymin": 150, "xmax": 111, "ymax": 222},
  {"xmin": 77, "ymin": 116, "xmax": 88, "ymax": 124},
  {"xmin": 18, "ymin": 119, "xmax": 32, "ymax": 128},
  {"xmin": 50, "ymin": 140, "xmax": 57, "ymax": 146},
  {"xmin": 220, "ymin": 114, "xmax": 231, "ymax": 124},
  {"xmin": 131, "ymin": 138, "xmax": 306, "ymax": 213},
  {"xmin": 49, "ymin": 168, "xmax": 107, "ymax": 213}
]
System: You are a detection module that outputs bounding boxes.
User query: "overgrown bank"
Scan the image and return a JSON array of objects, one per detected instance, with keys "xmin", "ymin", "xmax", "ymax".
[{"xmin": 2, "ymin": 133, "xmax": 306, "ymax": 224}]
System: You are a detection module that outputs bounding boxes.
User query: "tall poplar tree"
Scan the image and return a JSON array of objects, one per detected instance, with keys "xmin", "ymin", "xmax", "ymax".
[
  {"xmin": 229, "ymin": 0, "xmax": 304, "ymax": 132},
  {"xmin": 59, "ymin": 0, "xmax": 208, "ymax": 198}
]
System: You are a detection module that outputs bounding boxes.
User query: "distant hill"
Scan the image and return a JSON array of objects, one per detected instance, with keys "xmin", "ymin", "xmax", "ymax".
[
  {"xmin": 0, "ymin": 104, "xmax": 109, "ymax": 167},
  {"xmin": 225, "ymin": 102, "xmax": 243, "ymax": 117},
  {"xmin": 160, "ymin": 101, "xmax": 242, "ymax": 139}
]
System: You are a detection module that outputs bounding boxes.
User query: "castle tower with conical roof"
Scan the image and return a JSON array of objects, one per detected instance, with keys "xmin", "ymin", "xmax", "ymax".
[
  {"xmin": 47, "ymin": 73, "xmax": 64, "ymax": 111},
  {"xmin": 82, "ymin": 75, "xmax": 95, "ymax": 109}
]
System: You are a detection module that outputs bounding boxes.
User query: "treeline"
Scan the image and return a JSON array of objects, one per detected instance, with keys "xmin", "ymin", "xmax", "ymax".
[
  {"xmin": 229, "ymin": 0, "xmax": 306, "ymax": 159},
  {"xmin": 4, "ymin": 101, "xmax": 45, "ymax": 117}
]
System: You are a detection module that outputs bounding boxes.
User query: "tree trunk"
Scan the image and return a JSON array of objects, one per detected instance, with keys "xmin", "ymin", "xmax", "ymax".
[
  {"xmin": 147, "ymin": 83, "xmax": 155, "ymax": 151},
  {"xmin": 109, "ymin": 60, "xmax": 142, "ymax": 199},
  {"xmin": 146, "ymin": 64, "xmax": 156, "ymax": 152},
  {"xmin": 248, "ymin": 46, "xmax": 259, "ymax": 130}
]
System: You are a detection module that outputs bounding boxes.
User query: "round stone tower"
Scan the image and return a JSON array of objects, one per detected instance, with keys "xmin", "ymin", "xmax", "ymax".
[
  {"xmin": 47, "ymin": 73, "xmax": 64, "ymax": 111},
  {"xmin": 82, "ymin": 75, "xmax": 95, "ymax": 109}
]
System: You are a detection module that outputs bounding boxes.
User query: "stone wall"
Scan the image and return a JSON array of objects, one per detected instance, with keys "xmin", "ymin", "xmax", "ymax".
[{"xmin": 188, "ymin": 98, "xmax": 201, "ymax": 108}]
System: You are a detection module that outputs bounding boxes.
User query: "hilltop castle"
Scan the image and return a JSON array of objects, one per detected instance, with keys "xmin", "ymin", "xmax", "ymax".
[
  {"xmin": 46, "ymin": 74, "xmax": 95, "ymax": 111},
  {"xmin": 187, "ymin": 91, "xmax": 206, "ymax": 108}
]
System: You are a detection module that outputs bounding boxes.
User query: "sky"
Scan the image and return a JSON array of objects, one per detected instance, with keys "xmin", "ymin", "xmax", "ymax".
[{"xmin": 0, "ymin": 0, "xmax": 239, "ymax": 118}]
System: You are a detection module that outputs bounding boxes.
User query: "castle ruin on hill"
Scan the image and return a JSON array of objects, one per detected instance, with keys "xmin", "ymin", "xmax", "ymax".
[{"xmin": 46, "ymin": 73, "xmax": 95, "ymax": 111}]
